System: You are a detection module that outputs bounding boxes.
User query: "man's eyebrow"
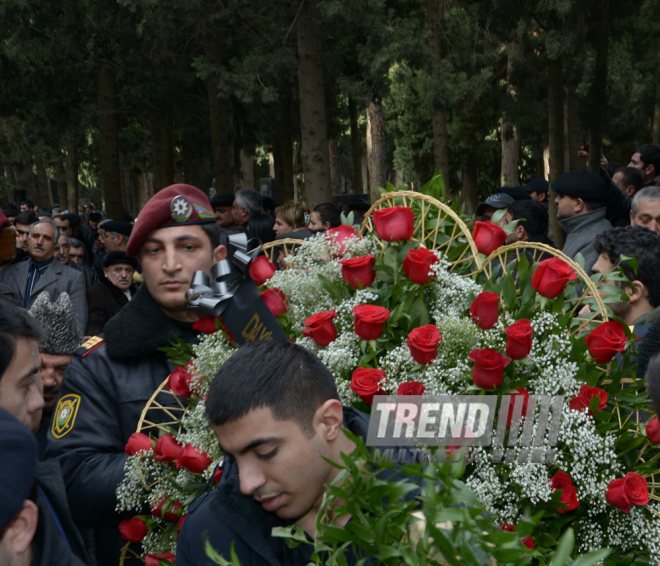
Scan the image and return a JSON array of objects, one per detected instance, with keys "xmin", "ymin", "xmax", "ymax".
[
  {"xmin": 173, "ymin": 234, "xmax": 203, "ymax": 243},
  {"xmin": 18, "ymin": 364, "xmax": 40, "ymax": 386},
  {"xmin": 237, "ymin": 436, "xmax": 281, "ymax": 456}
]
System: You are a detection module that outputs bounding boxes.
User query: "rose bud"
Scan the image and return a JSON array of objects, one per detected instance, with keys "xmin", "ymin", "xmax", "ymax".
[
  {"xmin": 531, "ymin": 257, "xmax": 578, "ymax": 299},
  {"xmin": 473, "ymin": 221, "xmax": 507, "ymax": 256},
  {"xmin": 154, "ymin": 434, "xmax": 183, "ymax": 463},
  {"xmin": 585, "ymin": 321, "xmax": 627, "ymax": 364},
  {"xmin": 353, "ymin": 304, "xmax": 390, "ymax": 340},
  {"xmin": 647, "ymin": 417, "xmax": 660, "ymax": 444},
  {"xmin": 469, "ymin": 348, "xmax": 511, "ymax": 389},
  {"xmin": 249, "ymin": 255, "xmax": 277, "ymax": 286},
  {"xmin": 260, "ymin": 288, "xmax": 288, "ymax": 319},
  {"xmin": 569, "ymin": 384, "xmax": 608, "ymax": 415},
  {"xmin": 397, "ymin": 381, "xmax": 425, "ymax": 395},
  {"xmin": 325, "ymin": 224, "xmax": 358, "ymax": 256},
  {"xmin": 214, "ymin": 469, "xmax": 223, "ymax": 484},
  {"xmin": 506, "ymin": 387, "xmax": 529, "ymax": 428},
  {"xmin": 193, "ymin": 316, "xmax": 218, "ymax": 334},
  {"xmin": 505, "ymin": 319, "xmax": 533, "ymax": 360},
  {"xmin": 499, "ymin": 524, "xmax": 516, "ymax": 532},
  {"xmin": 372, "ymin": 206, "xmax": 415, "ymax": 241},
  {"xmin": 163, "ymin": 500, "xmax": 183, "ymax": 522},
  {"xmin": 150, "ymin": 497, "xmax": 166, "ymax": 518},
  {"xmin": 350, "ymin": 367, "xmax": 386, "ymax": 405},
  {"xmin": 470, "ymin": 292, "xmax": 500, "ymax": 330},
  {"xmin": 118, "ymin": 517, "xmax": 149, "ymax": 543},
  {"xmin": 302, "ymin": 311, "xmax": 338, "ymax": 347},
  {"xmin": 550, "ymin": 471, "xmax": 579, "ymax": 513},
  {"xmin": 606, "ymin": 472, "xmax": 648, "ymax": 512},
  {"xmin": 339, "ymin": 255, "xmax": 376, "ymax": 289},
  {"xmin": 176, "ymin": 445, "xmax": 212, "ymax": 474},
  {"xmin": 167, "ymin": 365, "xmax": 193, "ymax": 398},
  {"xmin": 145, "ymin": 553, "xmax": 175, "ymax": 566},
  {"xmin": 407, "ymin": 325, "xmax": 442, "ymax": 365},
  {"xmin": 403, "ymin": 247, "xmax": 439, "ymax": 285},
  {"xmin": 522, "ymin": 537, "xmax": 534, "ymax": 550},
  {"xmin": 125, "ymin": 432, "xmax": 153, "ymax": 456}
]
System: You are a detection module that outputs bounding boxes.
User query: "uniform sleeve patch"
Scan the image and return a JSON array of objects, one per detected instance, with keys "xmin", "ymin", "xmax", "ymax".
[{"xmin": 51, "ymin": 394, "xmax": 81, "ymax": 439}]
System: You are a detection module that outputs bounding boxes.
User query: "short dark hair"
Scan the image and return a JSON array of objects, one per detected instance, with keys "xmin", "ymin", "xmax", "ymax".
[
  {"xmin": 246, "ymin": 214, "xmax": 276, "ymax": 244},
  {"xmin": 593, "ymin": 226, "xmax": 660, "ymax": 307},
  {"xmin": 615, "ymin": 166, "xmax": 644, "ymax": 194},
  {"xmin": 20, "ymin": 201, "xmax": 34, "ymax": 208},
  {"xmin": 507, "ymin": 201, "xmax": 548, "ymax": 238},
  {"xmin": 15, "ymin": 211, "xmax": 37, "ymax": 226},
  {"xmin": 636, "ymin": 144, "xmax": 660, "ymax": 175},
  {"xmin": 205, "ymin": 340, "xmax": 340, "ymax": 435},
  {"xmin": 201, "ymin": 222, "xmax": 221, "ymax": 249},
  {"xmin": 262, "ymin": 196, "xmax": 275, "ymax": 215},
  {"xmin": 645, "ymin": 352, "xmax": 660, "ymax": 415},
  {"xmin": 313, "ymin": 203, "xmax": 341, "ymax": 228},
  {"xmin": 0, "ymin": 305, "xmax": 42, "ymax": 382},
  {"xmin": 582, "ymin": 199, "xmax": 605, "ymax": 212}
]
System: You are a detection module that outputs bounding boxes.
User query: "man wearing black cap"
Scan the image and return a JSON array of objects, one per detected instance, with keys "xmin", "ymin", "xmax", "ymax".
[
  {"xmin": 552, "ymin": 170, "xmax": 612, "ymax": 275},
  {"xmin": 475, "ymin": 193, "xmax": 516, "ymax": 224},
  {"xmin": 85, "ymin": 251, "xmax": 138, "ymax": 336},
  {"xmin": 521, "ymin": 178, "xmax": 549, "ymax": 205},
  {"xmin": 44, "ymin": 184, "xmax": 228, "ymax": 566},
  {"xmin": 96, "ymin": 219, "xmax": 133, "ymax": 279},
  {"xmin": 211, "ymin": 194, "xmax": 235, "ymax": 227},
  {"xmin": 63, "ymin": 213, "xmax": 96, "ymax": 264}
]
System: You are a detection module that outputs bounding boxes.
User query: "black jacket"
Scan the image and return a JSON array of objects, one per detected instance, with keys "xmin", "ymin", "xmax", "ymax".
[
  {"xmin": 68, "ymin": 260, "xmax": 99, "ymax": 290},
  {"xmin": 85, "ymin": 276, "xmax": 136, "ymax": 336},
  {"xmin": 176, "ymin": 407, "xmax": 423, "ymax": 566},
  {"xmin": 44, "ymin": 284, "xmax": 200, "ymax": 566}
]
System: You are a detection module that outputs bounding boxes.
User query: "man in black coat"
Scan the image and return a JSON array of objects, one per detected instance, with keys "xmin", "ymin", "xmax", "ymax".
[
  {"xmin": 44, "ymin": 184, "xmax": 226, "ymax": 566},
  {"xmin": 85, "ymin": 251, "xmax": 138, "ymax": 336}
]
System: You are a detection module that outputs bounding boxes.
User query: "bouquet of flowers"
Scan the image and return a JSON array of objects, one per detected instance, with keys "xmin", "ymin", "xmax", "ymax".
[{"xmin": 116, "ymin": 183, "xmax": 660, "ymax": 564}]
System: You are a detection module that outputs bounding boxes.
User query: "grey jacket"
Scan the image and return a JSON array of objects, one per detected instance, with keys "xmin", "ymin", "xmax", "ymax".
[
  {"xmin": 0, "ymin": 258, "xmax": 87, "ymax": 331},
  {"xmin": 559, "ymin": 208, "xmax": 612, "ymax": 275}
]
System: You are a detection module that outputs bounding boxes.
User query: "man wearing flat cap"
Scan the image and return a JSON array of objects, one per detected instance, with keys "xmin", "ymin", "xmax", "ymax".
[
  {"xmin": 44, "ymin": 184, "xmax": 229, "ymax": 566},
  {"xmin": 553, "ymin": 170, "xmax": 612, "ymax": 275},
  {"xmin": 95, "ymin": 219, "xmax": 132, "ymax": 278},
  {"xmin": 522, "ymin": 178, "xmax": 550, "ymax": 206},
  {"xmin": 211, "ymin": 193, "xmax": 235, "ymax": 227},
  {"xmin": 475, "ymin": 193, "xmax": 516, "ymax": 224},
  {"xmin": 85, "ymin": 251, "xmax": 138, "ymax": 336}
]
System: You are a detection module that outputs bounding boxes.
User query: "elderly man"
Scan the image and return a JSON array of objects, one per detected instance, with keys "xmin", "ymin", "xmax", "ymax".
[
  {"xmin": 629, "ymin": 186, "xmax": 660, "ymax": 235},
  {"xmin": 68, "ymin": 238, "xmax": 86, "ymax": 264},
  {"xmin": 0, "ymin": 219, "xmax": 87, "ymax": 330},
  {"xmin": 86, "ymin": 251, "xmax": 138, "ymax": 336},
  {"xmin": 231, "ymin": 188, "xmax": 263, "ymax": 226},
  {"xmin": 59, "ymin": 233, "xmax": 97, "ymax": 289},
  {"xmin": 211, "ymin": 194, "xmax": 235, "ymax": 227}
]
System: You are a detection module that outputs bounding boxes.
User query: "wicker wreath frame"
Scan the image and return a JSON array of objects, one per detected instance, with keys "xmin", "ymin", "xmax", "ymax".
[
  {"xmin": 260, "ymin": 238, "xmax": 308, "ymax": 265},
  {"xmin": 359, "ymin": 191, "xmax": 482, "ymax": 272}
]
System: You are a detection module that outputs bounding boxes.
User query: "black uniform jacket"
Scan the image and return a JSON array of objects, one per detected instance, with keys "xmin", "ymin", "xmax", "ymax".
[
  {"xmin": 175, "ymin": 406, "xmax": 424, "ymax": 566},
  {"xmin": 85, "ymin": 275, "xmax": 136, "ymax": 336},
  {"xmin": 44, "ymin": 283, "xmax": 200, "ymax": 566}
]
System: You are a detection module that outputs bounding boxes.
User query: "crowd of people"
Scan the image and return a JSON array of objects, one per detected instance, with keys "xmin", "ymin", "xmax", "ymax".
[{"xmin": 2, "ymin": 143, "xmax": 660, "ymax": 565}]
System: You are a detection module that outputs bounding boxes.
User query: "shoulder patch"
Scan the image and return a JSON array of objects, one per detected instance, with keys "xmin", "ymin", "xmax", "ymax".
[
  {"xmin": 51, "ymin": 394, "xmax": 81, "ymax": 439},
  {"xmin": 82, "ymin": 336, "xmax": 104, "ymax": 349}
]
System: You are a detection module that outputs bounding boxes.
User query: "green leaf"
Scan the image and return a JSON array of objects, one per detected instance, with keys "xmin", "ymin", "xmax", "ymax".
[
  {"xmin": 502, "ymin": 274, "xmax": 516, "ymax": 312},
  {"xmin": 549, "ymin": 528, "xmax": 574, "ymax": 566}
]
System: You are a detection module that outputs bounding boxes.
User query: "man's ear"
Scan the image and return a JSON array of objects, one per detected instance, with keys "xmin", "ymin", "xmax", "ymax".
[
  {"xmin": 103, "ymin": 268, "xmax": 109, "ymax": 279},
  {"xmin": 630, "ymin": 209, "xmax": 634, "ymax": 224},
  {"xmin": 628, "ymin": 280, "xmax": 647, "ymax": 304},
  {"xmin": 625, "ymin": 185, "xmax": 636, "ymax": 198},
  {"xmin": 315, "ymin": 399, "xmax": 344, "ymax": 442},
  {"xmin": 575, "ymin": 198, "xmax": 585, "ymax": 214},
  {"xmin": 213, "ymin": 244, "xmax": 227, "ymax": 263},
  {"xmin": 4, "ymin": 500, "xmax": 39, "ymax": 555}
]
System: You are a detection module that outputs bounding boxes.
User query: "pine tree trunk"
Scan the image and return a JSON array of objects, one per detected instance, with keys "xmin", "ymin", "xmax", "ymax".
[
  {"xmin": 65, "ymin": 142, "xmax": 79, "ymax": 212},
  {"xmin": 35, "ymin": 154, "xmax": 52, "ymax": 207},
  {"xmin": 348, "ymin": 98, "xmax": 364, "ymax": 193},
  {"xmin": 98, "ymin": 66, "xmax": 123, "ymax": 220},
  {"xmin": 461, "ymin": 152, "xmax": 478, "ymax": 215},
  {"xmin": 328, "ymin": 137, "xmax": 341, "ymax": 195},
  {"xmin": 428, "ymin": 0, "xmax": 450, "ymax": 190},
  {"xmin": 240, "ymin": 149, "xmax": 254, "ymax": 189},
  {"xmin": 13, "ymin": 162, "xmax": 34, "ymax": 203},
  {"xmin": 161, "ymin": 114, "xmax": 174, "ymax": 187},
  {"xmin": 548, "ymin": 56, "xmax": 565, "ymax": 248},
  {"xmin": 366, "ymin": 98, "xmax": 387, "ymax": 201},
  {"xmin": 151, "ymin": 112, "xmax": 163, "ymax": 192},
  {"xmin": 182, "ymin": 137, "xmax": 201, "ymax": 190},
  {"xmin": 280, "ymin": 87, "xmax": 294, "ymax": 202},
  {"xmin": 55, "ymin": 161, "xmax": 68, "ymax": 210},
  {"xmin": 501, "ymin": 42, "xmax": 520, "ymax": 186},
  {"xmin": 566, "ymin": 79, "xmax": 584, "ymax": 170},
  {"xmin": 653, "ymin": 80, "xmax": 660, "ymax": 145},
  {"xmin": 272, "ymin": 135, "xmax": 285, "ymax": 203},
  {"xmin": 296, "ymin": 0, "xmax": 331, "ymax": 205}
]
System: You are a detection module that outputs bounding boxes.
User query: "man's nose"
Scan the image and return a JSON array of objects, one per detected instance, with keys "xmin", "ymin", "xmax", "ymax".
[{"xmin": 238, "ymin": 463, "xmax": 267, "ymax": 496}]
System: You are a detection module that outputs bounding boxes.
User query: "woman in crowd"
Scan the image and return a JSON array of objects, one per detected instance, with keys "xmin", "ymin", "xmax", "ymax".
[
  {"xmin": 273, "ymin": 202, "xmax": 312, "ymax": 237},
  {"xmin": 308, "ymin": 203, "xmax": 341, "ymax": 231}
]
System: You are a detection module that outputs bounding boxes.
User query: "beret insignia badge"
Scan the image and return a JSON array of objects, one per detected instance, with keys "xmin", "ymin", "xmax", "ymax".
[{"xmin": 171, "ymin": 195, "xmax": 193, "ymax": 223}]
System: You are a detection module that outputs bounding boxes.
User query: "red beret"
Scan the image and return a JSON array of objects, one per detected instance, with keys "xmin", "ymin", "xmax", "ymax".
[{"xmin": 126, "ymin": 184, "xmax": 215, "ymax": 257}]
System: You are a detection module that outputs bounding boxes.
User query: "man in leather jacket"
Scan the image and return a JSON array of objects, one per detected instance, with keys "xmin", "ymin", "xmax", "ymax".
[{"xmin": 44, "ymin": 184, "xmax": 226, "ymax": 566}]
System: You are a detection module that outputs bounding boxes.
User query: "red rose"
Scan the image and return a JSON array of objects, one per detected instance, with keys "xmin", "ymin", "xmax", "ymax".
[
  {"xmin": 353, "ymin": 304, "xmax": 390, "ymax": 340},
  {"xmin": 339, "ymin": 255, "xmax": 376, "ymax": 289},
  {"xmin": 214, "ymin": 469, "xmax": 223, "ymax": 484},
  {"xmin": 499, "ymin": 525, "xmax": 533, "ymax": 550},
  {"xmin": 150, "ymin": 497, "xmax": 166, "ymax": 518},
  {"xmin": 403, "ymin": 248, "xmax": 439, "ymax": 285},
  {"xmin": 118, "ymin": 517, "xmax": 149, "ymax": 543},
  {"xmin": 249, "ymin": 255, "xmax": 277, "ymax": 286},
  {"xmin": 647, "ymin": 417, "xmax": 660, "ymax": 444},
  {"xmin": 261, "ymin": 288, "xmax": 288, "ymax": 319},
  {"xmin": 507, "ymin": 388, "xmax": 529, "ymax": 428},
  {"xmin": 550, "ymin": 471, "xmax": 579, "ymax": 513},
  {"xmin": 302, "ymin": 311, "xmax": 338, "ymax": 347},
  {"xmin": 585, "ymin": 321, "xmax": 627, "ymax": 364},
  {"xmin": 407, "ymin": 325, "xmax": 442, "ymax": 365},
  {"xmin": 397, "ymin": 381, "xmax": 425, "ymax": 395},
  {"xmin": 350, "ymin": 367, "xmax": 386, "ymax": 404},
  {"xmin": 473, "ymin": 221, "xmax": 507, "ymax": 256},
  {"xmin": 176, "ymin": 445, "xmax": 212, "ymax": 474},
  {"xmin": 154, "ymin": 434, "xmax": 182, "ymax": 463},
  {"xmin": 124, "ymin": 432, "xmax": 153, "ymax": 456},
  {"xmin": 163, "ymin": 501, "xmax": 183, "ymax": 522},
  {"xmin": 325, "ymin": 224, "xmax": 358, "ymax": 256},
  {"xmin": 606, "ymin": 472, "xmax": 649, "ymax": 513},
  {"xmin": 531, "ymin": 257, "xmax": 578, "ymax": 299},
  {"xmin": 145, "ymin": 553, "xmax": 175, "ymax": 566},
  {"xmin": 499, "ymin": 524, "xmax": 516, "ymax": 532},
  {"xmin": 373, "ymin": 206, "xmax": 415, "ymax": 241},
  {"xmin": 569, "ymin": 385, "xmax": 608, "ymax": 415},
  {"xmin": 505, "ymin": 319, "xmax": 533, "ymax": 360},
  {"xmin": 193, "ymin": 316, "xmax": 218, "ymax": 334},
  {"xmin": 470, "ymin": 292, "xmax": 500, "ymax": 330},
  {"xmin": 469, "ymin": 349, "xmax": 511, "ymax": 389},
  {"xmin": 167, "ymin": 365, "xmax": 193, "ymax": 398}
]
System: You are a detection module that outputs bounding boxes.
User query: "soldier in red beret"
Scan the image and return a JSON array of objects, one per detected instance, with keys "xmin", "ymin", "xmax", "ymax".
[{"xmin": 44, "ymin": 185, "xmax": 227, "ymax": 566}]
